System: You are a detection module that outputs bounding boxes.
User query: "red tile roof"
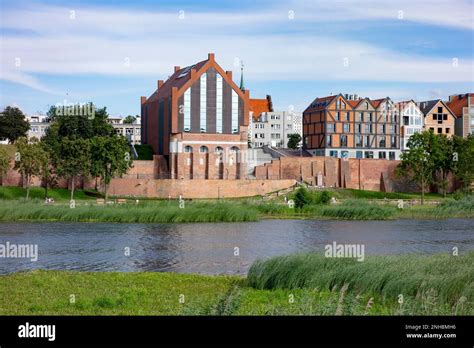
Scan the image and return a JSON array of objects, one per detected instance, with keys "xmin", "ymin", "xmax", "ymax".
[
  {"xmin": 250, "ymin": 98, "xmax": 271, "ymax": 119},
  {"xmin": 447, "ymin": 94, "xmax": 473, "ymax": 117}
]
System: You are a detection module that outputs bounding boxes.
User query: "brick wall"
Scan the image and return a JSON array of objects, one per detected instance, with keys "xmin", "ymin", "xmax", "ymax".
[{"xmin": 107, "ymin": 179, "xmax": 297, "ymax": 198}]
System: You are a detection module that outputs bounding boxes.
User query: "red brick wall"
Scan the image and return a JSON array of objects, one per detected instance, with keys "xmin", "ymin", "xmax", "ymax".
[{"xmin": 107, "ymin": 179, "xmax": 296, "ymax": 198}]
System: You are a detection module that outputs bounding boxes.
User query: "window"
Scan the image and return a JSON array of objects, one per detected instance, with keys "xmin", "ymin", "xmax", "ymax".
[
  {"xmin": 345, "ymin": 112, "xmax": 350, "ymax": 121},
  {"xmin": 199, "ymin": 146, "xmax": 208, "ymax": 153},
  {"xmin": 327, "ymin": 123, "xmax": 335, "ymax": 133},
  {"xmin": 379, "ymin": 137, "xmax": 386, "ymax": 147},
  {"xmin": 335, "ymin": 112, "xmax": 340, "ymax": 121},
  {"xmin": 341, "ymin": 150, "xmax": 349, "ymax": 159},
  {"xmin": 379, "ymin": 151, "xmax": 386, "ymax": 159},
  {"xmin": 380, "ymin": 124, "xmax": 386, "ymax": 134},
  {"xmin": 230, "ymin": 146, "xmax": 239, "ymax": 153},
  {"xmin": 369, "ymin": 112, "xmax": 373, "ymax": 122},
  {"xmin": 184, "ymin": 145, "xmax": 193, "ymax": 153},
  {"xmin": 342, "ymin": 102, "xmax": 346, "ymax": 109},
  {"xmin": 356, "ymin": 151, "xmax": 363, "ymax": 159},
  {"xmin": 216, "ymin": 74, "xmax": 223, "ymax": 133},
  {"xmin": 356, "ymin": 123, "xmax": 362, "ymax": 133},
  {"xmin": 336, "ymin": 100, "xmax": 340, "ymax": 109},
  {"xmin": 329, "ymin": 150, "xmax": 338, "ymax": 158},
  {"xmin": 446, "ymin": 128, "xmax": 450, "ymax": 134},
  {"xmin": 183, "ymin": 88, "xmax": 191, "ymax": 131},
  {"xmin": 215, "ymin": 147, "xmax": 223, "ymax": 154},
  {"xmin": 438, "ymin": 106, "xmax": 443, "ymax": 113},
  {"xmin": 391, "ymin": 136, "xmax": 397, "ymax": 148},
  {"xmin": 326, "ymin": 135, "xmax": 332, "ymax": 146},
  {"xmin": 365, "ymin": 124, "xmax": 370, "ymax": 133},
  {"xmin": 389, "ymin": 152, "xmax": 396, "ymax": 160},
  {"xmin": 231, "ymin": 90, "xmax": 238, "ymax": 134},
  {"xmin": 364, "ymin": 151, "xmax": 374, "ymax": 159},
  {"xmin": 363, "ymin": 136, "xmax": 369, "ymax": 147},
  {"xmin": 355, "ymin": 135, "xmax": 362, "ymax": 147},
  {"xmin": 200, "ymin": 73, "xmax": 207, "ymax": 132},
  {"xmin": 343, "ymin": 123, "xmax": 350, "ymax": 133},
  {"xmin": 356, "ymin": 113, "xmax": 362, "ymax": 122},
  {"xmin": 340, "ymin": 135, "xmax": 347, "ymax": 147},
  {"xmin": 438, "ymin": 128, "xmax": 442, "ymax": 134}
]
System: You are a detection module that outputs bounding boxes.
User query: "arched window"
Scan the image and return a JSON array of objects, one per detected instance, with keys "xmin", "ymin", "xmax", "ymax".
[
  {"xmin": 229, "ymin": 146, "xmax": 240, "ymax": 153},
  {"xmin": 199, "ymin": 146, "xmax": 208, "ymax": 153},
  {"xmin": 184, "ymin": 145, "xmax": 193, "ymax": 153},
  {"xmin": 215, "ymin": 146, "xmax": 224, "ymax": 154}
]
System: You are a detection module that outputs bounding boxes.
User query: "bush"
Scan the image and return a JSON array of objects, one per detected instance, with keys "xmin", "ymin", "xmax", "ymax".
[{"xmin": 294, "ymin": 187, "xmax": 311, "ymax": 209}]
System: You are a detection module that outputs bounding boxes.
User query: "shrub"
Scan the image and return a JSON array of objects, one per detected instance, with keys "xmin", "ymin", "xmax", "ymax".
[{"xmin": 294, "ymin": 187, "xmax": 311, "ymax": 209}]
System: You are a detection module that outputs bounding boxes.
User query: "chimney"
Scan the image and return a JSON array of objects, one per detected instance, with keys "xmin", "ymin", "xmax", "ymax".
[
  {"xmin": 174, "ymin": 66, "xmax": 180, "ymax": 73},
  {"xmin": 157, "ymin": 80, "xmax": 164, "ymax": 89},
  {"xmin": 140, "ymin": 96, "xmax": 147, "ymax": 105},
  {"xmin": 226, "ymin": 70, "xmax": 232, "ymax": 80},
  {"xmin": 208, "ymin": 53, "xmax": 215, "ymax": 61}
]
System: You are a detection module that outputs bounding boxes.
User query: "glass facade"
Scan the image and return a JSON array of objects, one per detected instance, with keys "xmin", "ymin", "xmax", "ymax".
[
  {"xmin": 216, "ymin": 74, "xmax": 223, "ymax": 133},
  {"xmin": 200, "ymin": 73, "xmax": 207, "ymax": 132}
]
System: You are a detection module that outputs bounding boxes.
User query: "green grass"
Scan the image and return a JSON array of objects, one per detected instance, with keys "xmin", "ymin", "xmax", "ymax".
[
  {"xmin": 1, "ymin": 252, "xmax": 472, "ymax": 315},
  {"xmin": 0, "ymin": 199, "xmax": 259, "ymax": 223},
  {"xmin": 0, "ymin": 187, "xmax": 95, "ymax": 201},
  {"xmin": 247, "ymin": 252, "xmax": 474, "ymax": 315},
  {"xmin": 331, "ymin": 188, "xmax": 445, "ymax": 200}
]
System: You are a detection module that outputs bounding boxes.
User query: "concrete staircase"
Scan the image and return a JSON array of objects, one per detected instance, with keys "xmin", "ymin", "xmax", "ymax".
[{"xmin": 247, "ymin": 148, "xmax": 274, "ymax": 177}]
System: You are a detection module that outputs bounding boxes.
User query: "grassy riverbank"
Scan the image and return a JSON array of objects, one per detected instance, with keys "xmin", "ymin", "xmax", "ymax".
[
  {"xmin": 0, "ymin": 187, "xmax": 472, "ymax": 222},
  {"xmin": 1, "ymin": 252, "xmax": 472, "ymax": 315}
]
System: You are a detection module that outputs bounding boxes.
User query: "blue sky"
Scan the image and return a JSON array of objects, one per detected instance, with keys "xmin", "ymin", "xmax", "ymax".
[{"xmin": 1, "ymin": 0, "xmax": 473, "ymax": 116}]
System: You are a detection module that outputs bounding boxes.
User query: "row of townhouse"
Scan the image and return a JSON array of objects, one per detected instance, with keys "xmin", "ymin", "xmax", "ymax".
[{"xmin": 302, "ymin": 93, "xmax": 472, "ymax": 160}]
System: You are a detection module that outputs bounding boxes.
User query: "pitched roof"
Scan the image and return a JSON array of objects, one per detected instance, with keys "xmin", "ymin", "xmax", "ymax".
[
  {"xmin": 418, "ymin": 99, "xmax": 441, "ymax": 115},
  {"xmin": 249, "ymin": 97, "xmax": 272, "ymax": 119},
  {"xmin": 347, "ymin": 100, "xmax": 360, "ymax": 108},
  {"xmin": 446, "ymin": 93, "xmax": 473, "ymax": 117},
  {"xmin": 304, "ymin": 95, "xmax": 337, "ymax": 112},
  {"xmin": 370, "ymin": 98, "xmax": 385, "ymax": 108},
  {"xmin": 145, "ymin": 59, "xmax": 209, "ymax": 103}
]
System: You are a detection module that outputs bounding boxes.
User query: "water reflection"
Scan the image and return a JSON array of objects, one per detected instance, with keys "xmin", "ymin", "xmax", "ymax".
[{"xmin": 0, "ymin": 219, "xmax": 472, "ymax": 275}]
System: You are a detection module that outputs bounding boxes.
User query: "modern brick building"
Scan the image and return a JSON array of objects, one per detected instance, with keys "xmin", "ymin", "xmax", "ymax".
[
  {"xmin": 418, "ymin": 99, "xmax": 456, "ymax": 137},
  {"xmin": 446, "ymin": 93, "xmax": 474, "ymax": 138},
  {"xmin": 303, "ymin": 93, "xmax": 401, "ymax": 160},
  {"xmin": 141, "ymin": 53, "xmax": 250, "ymax": 179}
]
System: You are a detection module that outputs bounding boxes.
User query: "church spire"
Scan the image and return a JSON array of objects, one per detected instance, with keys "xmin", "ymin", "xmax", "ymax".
[{"xmin": 239, "ymin": 60, "xmax": 245, "ymax": 91}]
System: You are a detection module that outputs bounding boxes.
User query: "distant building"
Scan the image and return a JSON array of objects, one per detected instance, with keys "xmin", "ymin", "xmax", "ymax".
[
  {"xmin": 248, "ymin": 95, "xmax": 273, "ymax": 142},
  {"xmin": 394, "ymin": 100, "xmax": 424, "ymax": 151},
  {"xmin": 26, "ymin": 114, "xmax": 49, "ymax": 140},
  {"xmin": 109, "ymin": 116, "xmax": 141, "ymax": 145},
  {"xmin": 418, "ymin": 99, "xmax": 456, "ymax": 137},
  {"xmin": 303, "ymin": 93, "xmax": 401, "ymax": 160},
  {"xmin": 446, "ymin": 93, "xmax": 474, "ymax": 138},
  {"xmin": 251, "ymin": 111, "xmax": 302, "ymax": 148}
]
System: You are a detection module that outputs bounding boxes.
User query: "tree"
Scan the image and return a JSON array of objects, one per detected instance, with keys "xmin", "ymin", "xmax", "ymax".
[
  {"xmin": 287, "ymin": 133, "xmax": 302, "ymax": 149},
  {"xmin": 433, "ymin": 135, "xmax": 455, "ymax": 197},
  {"xmin": 0, "ymin": 106, "xmax": 30, "ymax": 143},
  {"xmin": 294, "ymin": 186, "xmax": 311, "ymax": 209},
  {"xmin": 453, "ymin": 135, "xmax": 474, "ymax": 192},
  {"xmin": 14, "ymin": 137, "xmax": 48, "ymax": 199},
  {"xmin": 0, "ymin": 146, "xmax": 13, "ymax": 184},
  {"xmin": 397, "ymin": 131, "xmax": 437, "ymax": 204},
  {"xmin": 123, "ymin": 115, "xmax": 137, "ymax": 124},
  {"xmin": 55, "ymin": 138, "xmax": 91, "ymax": 201},
  {"xmin": 38, "ymin": 143, "xmax": 57, "ymax": 199},
  {"xmin": 90, "ymin": 136, "xmax": 133, "ymax": 199}
]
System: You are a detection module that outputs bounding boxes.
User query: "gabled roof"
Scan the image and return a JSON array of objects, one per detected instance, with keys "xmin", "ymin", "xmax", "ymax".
[
  {"xmin": 304, "ymin": 95, "xmax": 338, "ymax": 113},
  {"xmin": 418, "ymin": 99, "xmax": 457, "ymax": 118},
  {"xmin": 446, "ymin": 93, "xmax": 473, "ymax": 117},
  {"xmin": 146, "ymin": 59, "xmax": 208, "ymax": 104},
  {"xmin": 370, "ymin": 98, "xmax": 385, "ymax": 109}
]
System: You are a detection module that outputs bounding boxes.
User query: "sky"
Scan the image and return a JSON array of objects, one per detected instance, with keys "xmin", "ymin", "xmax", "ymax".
[{"xmin": 0, "ymin": 0, "xmax": 473, "ymax": 117}]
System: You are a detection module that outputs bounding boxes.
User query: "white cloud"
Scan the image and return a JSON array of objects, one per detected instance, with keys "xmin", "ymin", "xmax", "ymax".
[{"xmin": 0, "ymin": 1, "xmax": 473, "ymax": 94}]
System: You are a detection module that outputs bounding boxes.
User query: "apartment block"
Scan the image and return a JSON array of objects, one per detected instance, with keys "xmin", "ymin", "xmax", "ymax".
[
  {"xmin": 394, "ymin": 100, "xmax": 424, "ymax": 151},
  {"xmin": 303, "ymin": 93, "xmax": 401, "ymax": 160},
  {"xmin": 251, "ymin": 111, "xmax": 303, "ymax": 148},
  {"xmin": 141, "ymin": 53, "xmax": 250, "ymax": 179},
  {"xmin": 418, "ymin": 100, "xmax": 456, "ymax": 137},
  {"xmin": 446, "ymin": 93, "xmax": 474, "ymax": 138},
  {"xmin": 109, "ymin": 116, "xmax": 141, "ymax": 145}
]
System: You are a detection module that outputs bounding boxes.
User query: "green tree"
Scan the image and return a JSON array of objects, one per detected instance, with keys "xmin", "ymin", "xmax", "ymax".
[
  {"xmin": 0, "ymin": 146, "xmax": 13, "ymax": 184},
  {"xmin": 55, "ymin": 138, "xmax": 91, "ymax": 201},
  {"xmin": 397, "ymin": 131, "xmax": 437, "ymax": 204},
  {"xmin": 0, "ymin": 106, "xmax": 30, "ymax": 143},
  {"xmin": 287, "ymin": 133, "xmax": 302, "ymax": 149},
  {"xmin": 123, "ymin": 115, "xmax": 137, "ymax": 124},
  {"xmin": 90, "ymin": 136, "xmax": 133, "ymax": 199},
  {"xmin": 294, "ymin": 186, "xmax": 311, "ymax": 209},
  {"xmin": 433, "ymin": 135, "xmax": 455, "ymax": 197},
  {"xmin": 14, "ymin": 137, "xmax": 48, "ymax": 199},
  {"xmin": 453, "ymin": 135, "xmax": 474, "ymax": 192}
]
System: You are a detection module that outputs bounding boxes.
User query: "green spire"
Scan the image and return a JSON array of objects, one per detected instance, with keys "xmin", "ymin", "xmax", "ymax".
[{"xmin": 239, "ymin": 61, "xmax": 245, "ymax": 91}]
